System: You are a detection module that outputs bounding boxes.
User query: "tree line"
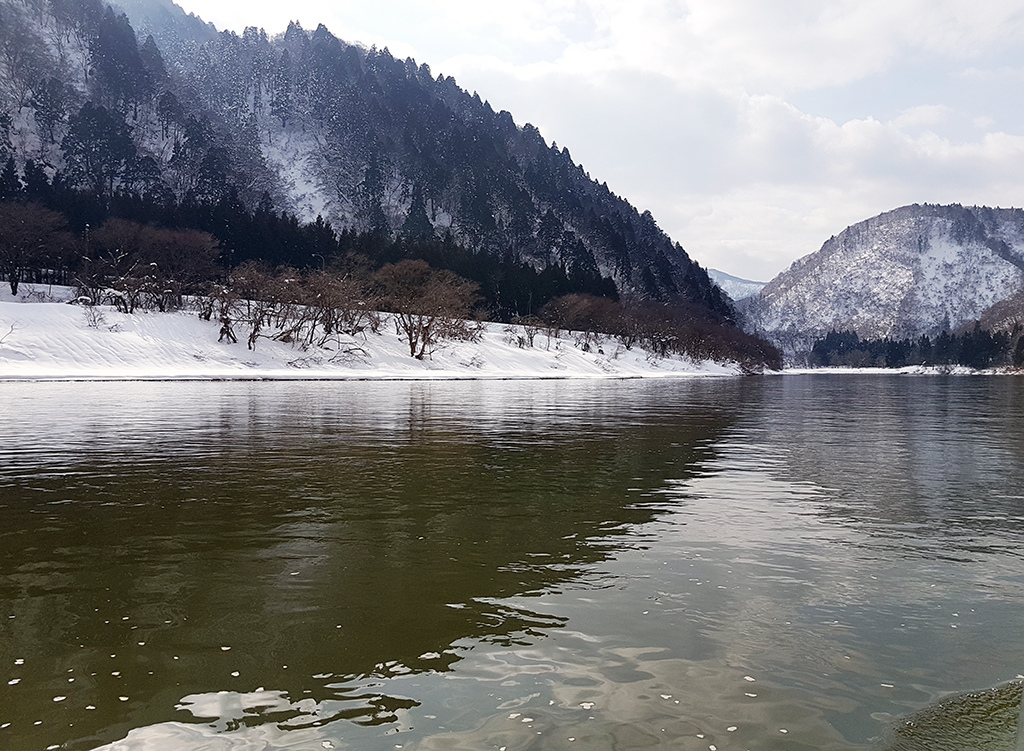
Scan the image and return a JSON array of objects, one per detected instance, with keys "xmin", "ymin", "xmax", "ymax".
[
  {"xmin": 0, "ymin": 154, "xmax": 616, "ymax": 321},
  {"xmin": 809, "ymin": 327, "xmax": 1024, "ymax": 370},
  {"xmin": 534, "ymin": 293, "xmax": 782, "ymax": 372}
]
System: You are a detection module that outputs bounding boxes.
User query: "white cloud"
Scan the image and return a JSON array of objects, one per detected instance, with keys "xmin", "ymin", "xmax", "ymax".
[{"xmin": 891, "ymin": 104, "xmax": 954, "ymax": 130}]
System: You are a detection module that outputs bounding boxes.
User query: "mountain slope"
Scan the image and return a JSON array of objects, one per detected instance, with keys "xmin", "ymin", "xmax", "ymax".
[
  {"xmin": 740, "ymin": 204, "xmax": 1024, "ymax": 353},
  {"xmin": 0, "ymin": 0, "xmax": 732, "ymax": 318},
  {"xmin": 707, "ymin": 269, "xmax": 765, "ymax": 301},
  {"xmin": 168, "ymin": 19, "xmax": 729, "ymax": 310}
]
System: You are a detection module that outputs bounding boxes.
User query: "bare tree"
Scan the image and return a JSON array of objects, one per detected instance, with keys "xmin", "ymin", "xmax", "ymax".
[
  {"xmin": 86, "ymin": 219, "xmax": 220, "ymax": 312},
  {"xmin": 0, "ymin": 202, "xmax": 73, "ymax": 295},
  {"xmin": 226, "ymin": 262, "xmax": 274, "ymax": 349},
  {"xmin": 300, "ymin": 270, "xmax": 379, "ymax": 347},
  {"xmin": 539, "ymin": 293, "xmax": 620, "ymax": 352},
  {"xmin": 374, "ymin": 259, "xmax": 480, "ymax": 359},
  {"xmin": 144, "ymin": 227, "xmax": 219, "ymax": 311},
  {"xmin": 503, "ymin": 315, "xmax": 544, "ymax": 349}
]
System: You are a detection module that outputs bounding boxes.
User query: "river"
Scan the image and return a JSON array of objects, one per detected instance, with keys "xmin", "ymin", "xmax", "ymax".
[{"xmin": 1, "ymin": 376, "xmax": 1023, "ymax": 750}]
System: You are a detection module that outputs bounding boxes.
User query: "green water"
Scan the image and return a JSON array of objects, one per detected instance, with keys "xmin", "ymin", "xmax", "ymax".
[{"xmin": 1, "ymin": 376, "xmax": 1023, "ymax": 750}]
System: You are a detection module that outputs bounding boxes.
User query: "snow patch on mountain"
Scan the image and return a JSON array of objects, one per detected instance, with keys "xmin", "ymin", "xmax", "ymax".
[
  {"xmin": 262, "ymin": 126, "xmax": 331, "ymax": 223},
  {"xmin": 740, "ymin": 204, "xmax": 1024, "ymax": 355}
]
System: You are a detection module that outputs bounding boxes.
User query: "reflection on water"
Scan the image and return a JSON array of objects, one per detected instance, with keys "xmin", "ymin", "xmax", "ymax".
[
  {"xmin": 760, "ymin": 376, "xmax": 1024, "ymax": 561},
  {"xmin": 0, "ymin": 380, "xmax": 734, "ymax": 750},
  {"xmin": 1, "ymin": 376, "xmax": 1023, "ymax": 751}
]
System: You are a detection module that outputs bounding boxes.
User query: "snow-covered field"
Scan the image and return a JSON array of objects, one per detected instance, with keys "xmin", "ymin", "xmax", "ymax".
[{"xmin": 0, "ymin": 286, "xmax": 738, "ymax": 381}]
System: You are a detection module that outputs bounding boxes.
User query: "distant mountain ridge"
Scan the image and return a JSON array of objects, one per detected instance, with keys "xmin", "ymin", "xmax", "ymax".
[
  {"xmin": 740, "ymin": 204, "xmax": 1024, "ymax": 354},
  {"xmin": 111, "ymin": 0, "xmax": 217, "ymax": 56},
  {"xmin": 707, "ymin": 269, "xmax": 765, "ymax": 301},
  {"xmin": 0, "ymin": 0, "xmax": 732, "ymax": 318}
]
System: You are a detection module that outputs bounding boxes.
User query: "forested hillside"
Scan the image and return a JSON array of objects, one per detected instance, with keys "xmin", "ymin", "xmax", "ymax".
[{"xmin": 0, "ymin": 0, "xmax": 731, "ymax": 313}]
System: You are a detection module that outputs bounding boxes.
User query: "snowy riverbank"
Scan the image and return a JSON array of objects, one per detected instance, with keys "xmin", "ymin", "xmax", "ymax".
[{"xmin": 0, "ymin": 285, "xmax": 740, "ymax": 381}]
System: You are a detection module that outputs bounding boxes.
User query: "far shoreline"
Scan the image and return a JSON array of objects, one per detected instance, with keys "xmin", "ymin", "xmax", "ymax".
[{"xmin": 3, "ymin": 367, "xmax": 1018, "ymax": 383}]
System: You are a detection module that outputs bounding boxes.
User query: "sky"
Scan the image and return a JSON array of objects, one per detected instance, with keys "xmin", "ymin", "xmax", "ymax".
[{"xmin": 168, "ymin": 0, "xmax": 1024, "ymax": 281}]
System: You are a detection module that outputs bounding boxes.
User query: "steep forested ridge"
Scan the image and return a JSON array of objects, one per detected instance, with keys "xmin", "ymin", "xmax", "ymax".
[{"xmin": 0, "ymin": 0, "xmax": 732, "ymax": 318}]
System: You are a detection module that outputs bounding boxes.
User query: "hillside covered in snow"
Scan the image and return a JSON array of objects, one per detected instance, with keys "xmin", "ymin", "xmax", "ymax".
[
  {"xmin": 740, "ymin": 204, "xmax": 1024, "ymax": 355},
  {"xmin": 707, "ymin": 269, "xmax": 766, "ymax": 301}
]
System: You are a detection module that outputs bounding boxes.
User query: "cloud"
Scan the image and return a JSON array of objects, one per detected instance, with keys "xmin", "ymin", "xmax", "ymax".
[
  {"xmin": 425, "ymin": 1, "xmax": 1024, "ymax": 92},
  {"xmin": 891, "ymin": 105, "xmax": 954, "ymax": 130}
]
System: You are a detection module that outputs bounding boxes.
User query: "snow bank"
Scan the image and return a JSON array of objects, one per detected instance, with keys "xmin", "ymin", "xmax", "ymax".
[
  {"xmin": 777, "ymin": 365, "xmax": 995, "ymax": 376},
  {"xmin": 0, "ymin": 285, "xmax": 738, "ymax": 381}
]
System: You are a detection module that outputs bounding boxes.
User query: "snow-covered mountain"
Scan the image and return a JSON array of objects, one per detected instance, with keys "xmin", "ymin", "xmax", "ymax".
[
  {"xmin": 707, "ymin": 269, "xmax": 766, "ymax": 301},
  {"xmin": 740, "ymin": 204, "xmax": 1024, "ymax": 354},
  {"xmin": 0, "ymin": 0, "xmax": 732, "ymax": 317}
]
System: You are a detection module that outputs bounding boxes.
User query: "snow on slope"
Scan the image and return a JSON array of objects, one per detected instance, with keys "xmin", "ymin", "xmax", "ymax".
[
  {"xmin": 740, "ymin": 204, "xmax": 1024, "ymax": 353},
  {"xmin": 707, "ymin": 269, "xmax": 766, "ymax": 301},
  {"xmin": 262, "ymin": 125, "xmax": 332, "ymax": 223},
  {"xmin": 0, "ymin": 286, "xmax": 737, "ymax": 380}
]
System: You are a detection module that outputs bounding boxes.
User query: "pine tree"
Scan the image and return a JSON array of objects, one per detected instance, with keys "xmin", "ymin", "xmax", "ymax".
[
  {"xmin": 22, "ymin": 160, "xmax": 52, "ymax": 203},
  {"xmin": 401, "ymin": 186, "xmax": 434, "ymax": 241},
  {"xmin": 31, "ymin": 77, "xmax": 69, "ymax": 145},
  {"xmin": 0, "ymin": 114, "xmax": 13, "ymax": 162},
  {"xmin": 90, "ymin": 8, "xmax": 152, "ymax": 115},
  {"xmin": 61, "ymin": 102, "xmax": 137, "ymax": 196},
  {"xmin": 138, "ymin": 35, "xmax": 168, "ymax": 87},
  {"xmin": 157, "ymin": 91, "xmax": 184, "ymax": 140},
  {"xmin": 0, "ymin": 157, "xmax": 21, "ymax": 201},
  {"xmin": 270, "ymin": 49, "xmax": 293, "ymax": 127}
]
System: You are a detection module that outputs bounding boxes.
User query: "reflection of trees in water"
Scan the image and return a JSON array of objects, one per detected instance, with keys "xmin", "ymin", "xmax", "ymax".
[
  {"xmin": 0, "ymin": 380, "xmax": 742, "ymax": 747},
  {"xmin": 748, "ymin": 376, "xmax": 1024, "ymax": 556}
]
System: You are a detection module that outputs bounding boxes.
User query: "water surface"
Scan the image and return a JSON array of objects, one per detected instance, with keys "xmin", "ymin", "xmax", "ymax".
[{"xmin": 1, "ymin": 376, "xmax": 1023, "ymax": 750}]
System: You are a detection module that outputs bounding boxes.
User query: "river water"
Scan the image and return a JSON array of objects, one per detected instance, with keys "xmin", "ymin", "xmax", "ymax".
[{"xmin": 1, "ymin": 376, "xmax": 1023, "ymax": 751}]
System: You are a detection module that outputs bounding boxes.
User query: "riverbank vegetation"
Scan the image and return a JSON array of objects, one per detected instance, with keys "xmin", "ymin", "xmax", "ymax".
[{"xmin": 0, "ymin": 189, "xmax": 780, "ymax": 370}]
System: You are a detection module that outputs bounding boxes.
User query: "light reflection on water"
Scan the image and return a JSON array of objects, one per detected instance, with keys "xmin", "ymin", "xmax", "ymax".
[{"xmin": 1, "ymin": 376, "xmax": 1023, "ymax": 750}]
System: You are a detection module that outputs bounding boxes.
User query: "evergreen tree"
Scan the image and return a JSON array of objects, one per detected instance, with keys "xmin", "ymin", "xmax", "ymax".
[
  {"xmin": 400, "ymin": 186, "xmax": 434, "ymax": 241},
  {"xmin": 30, "ymin": 77, "xmax": 70, "ymax": 145},
  {"xmin": 61, "ymin": 102, "xmax": 137, "ymax": 196},
  {"xmin": 156, "ymin": 91, "xmax": 184, "ymax": 140},
  {"xmin": 0, "ymin": 157, "xmax": 21, "ymax": 201},
  {"xmin": 0, "ymin": 113, "xmax": 11, "ymax": 160},
  {"xmin": 358, "ymin": 151, "xmax": 389, "ymax": 234},
  {"xmin": 138, "ymin": 35, "xmax": 169, "ymax": 88},
  {"xmin": 22, "ymin": 160, "xmax": 52, "ymax": 203},
  {"xmin": 270, "ymin": 49, "xmax": 293, "ymax": 127},
  {"xmin": 193, "ymin": 147, "xmax": 231, "ymax": 204},
  {"xmin": 90, "ymin": 8, "xmax": 152, "ymax": 114}
]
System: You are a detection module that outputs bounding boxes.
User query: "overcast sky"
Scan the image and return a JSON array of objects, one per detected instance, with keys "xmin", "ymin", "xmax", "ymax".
[{"xmin": 169, "ymin": 0, "xmax": 1024, "ymax": 281}]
